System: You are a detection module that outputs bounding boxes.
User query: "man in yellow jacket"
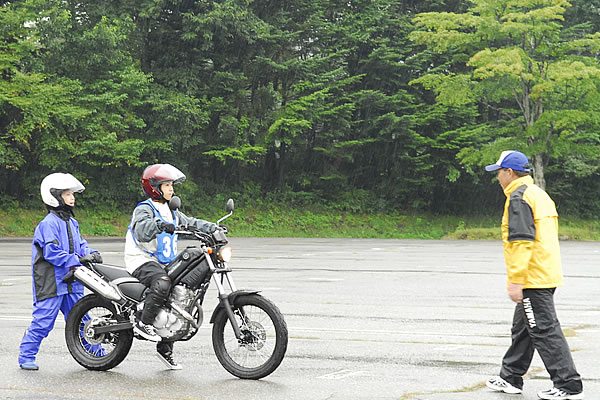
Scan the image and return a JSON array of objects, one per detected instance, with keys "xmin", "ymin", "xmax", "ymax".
[{"xmin": 484, "ymin": 151, "xmax": 584, "ymax": 400}]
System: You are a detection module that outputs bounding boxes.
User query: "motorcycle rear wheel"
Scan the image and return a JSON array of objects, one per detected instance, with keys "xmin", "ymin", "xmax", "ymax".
[
  {"xmin": 212, "ymin": 293, "xmax": 288, "ymax": 379},
  {"xmin": 65, "ymin": 294, "xmax": 133, "ymax": 371}
]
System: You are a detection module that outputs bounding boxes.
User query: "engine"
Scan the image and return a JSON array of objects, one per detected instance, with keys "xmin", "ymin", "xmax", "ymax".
[{"xmin": 153, "ymin": 285, "xmax": 199, "ymax": 339}]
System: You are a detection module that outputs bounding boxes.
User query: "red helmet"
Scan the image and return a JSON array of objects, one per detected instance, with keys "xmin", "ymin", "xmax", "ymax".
[{"xmin": 141, "ymin": 164, "xmax": 186, "ymax": 200}]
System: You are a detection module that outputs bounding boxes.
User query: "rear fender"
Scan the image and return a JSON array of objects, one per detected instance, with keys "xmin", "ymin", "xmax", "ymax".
[{"xmin": 209, "ymin": 290, "xmax": 261, "ymax": 324}]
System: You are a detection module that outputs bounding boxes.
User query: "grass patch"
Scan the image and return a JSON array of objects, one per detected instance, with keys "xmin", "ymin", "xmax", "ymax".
[
  {"xmin": 1, "ymin": 205, "xmax": 599, "ymax": 241},
  {"xmin": 443, "ymin": 227, "xmax": 500, "ymax": 240},
  {"xmin": 443, "ymin": 216, "xmax": 600, "ymax": 241},
  {"xmin": 0, "ymin": 209, "xmax": 130, "ymax": 237},
  {"xmin": 556, "ymin": 219, "xmax": 600, "ymax": 241},
  {"xmin": 227, "ymin": 208, "xmax": 474, "ymax": 239},
  {"xmin": 0, "ymin": 209, "xmax": 45, "ymax": 236}
]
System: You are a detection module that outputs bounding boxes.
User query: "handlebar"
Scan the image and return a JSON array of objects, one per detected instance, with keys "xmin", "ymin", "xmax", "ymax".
[
  {"xmin": 174, "ymin": 228, "xmax": 210, "ymax": 238},
  {"xmin": 174, "ymin": 226, "xmax": 228, "ymax": 246}
]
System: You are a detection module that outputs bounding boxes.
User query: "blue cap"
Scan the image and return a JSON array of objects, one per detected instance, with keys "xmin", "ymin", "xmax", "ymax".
[{"xmin": 485, "ymin": 150, "xmax": 531, "ymax": 172}]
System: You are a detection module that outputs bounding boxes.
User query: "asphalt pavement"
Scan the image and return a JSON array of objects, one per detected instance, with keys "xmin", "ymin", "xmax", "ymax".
[{"xmin": 0, "ymin": 237, "xmax": 598, "ymax": 400}]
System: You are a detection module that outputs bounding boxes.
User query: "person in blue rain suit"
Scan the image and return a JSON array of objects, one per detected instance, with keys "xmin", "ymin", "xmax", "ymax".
[
  {"xmin": 124, "ymin": 163, "xmax": 218, "ymax": 370},
  {"xmin": 18, "ymin": 173, "xmax": 102, "ymax": 370}
]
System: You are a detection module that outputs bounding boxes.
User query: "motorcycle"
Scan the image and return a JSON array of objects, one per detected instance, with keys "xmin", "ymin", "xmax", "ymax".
[{"xmin": 63, "ymin": 198, "xmax": 288, "ymax": 379}]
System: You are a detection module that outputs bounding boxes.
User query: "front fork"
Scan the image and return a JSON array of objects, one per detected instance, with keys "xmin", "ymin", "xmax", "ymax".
[
  {"xmin": 212, "ymin": 271, "xmax": 246, "ymax": 339},
  {"xmin": 205, "ymin": 250, "xmax": 247, "ymax": 340}
]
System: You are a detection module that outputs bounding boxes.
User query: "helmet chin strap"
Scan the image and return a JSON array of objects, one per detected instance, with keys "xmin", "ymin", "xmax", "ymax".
[
  {"xmin": 153, "ymin": 187, "xmax": 167, "ymax": 203},
  {"xmin": 153, "ymin": 183, "xmax": 172, "ymax": 203}
]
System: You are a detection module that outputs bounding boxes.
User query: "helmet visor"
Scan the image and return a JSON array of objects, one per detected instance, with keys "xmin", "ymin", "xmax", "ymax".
[{"xmin": 151, "ymin": 164, "xmax": 186, "ymax": 185}]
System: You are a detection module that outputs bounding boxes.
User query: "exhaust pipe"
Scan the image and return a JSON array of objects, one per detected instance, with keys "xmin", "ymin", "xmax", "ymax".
[
  {"xmin": 74, "ymin": 266, "xmax": 122, "ymax": 301},
  {"xmin": 171, "ymin": 302, "xmax": 199, "ymax": 329}
]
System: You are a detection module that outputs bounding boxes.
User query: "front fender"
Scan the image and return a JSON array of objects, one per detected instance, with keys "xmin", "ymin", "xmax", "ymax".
[{"xmin": 209, "ymin": 289, "xmax": 261, "ymax": 323}]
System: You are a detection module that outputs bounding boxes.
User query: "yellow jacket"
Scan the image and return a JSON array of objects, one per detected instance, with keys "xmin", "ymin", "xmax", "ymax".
[{"xmin": 501, "ymin": 175, "xmax": 563, "ymax": 288}]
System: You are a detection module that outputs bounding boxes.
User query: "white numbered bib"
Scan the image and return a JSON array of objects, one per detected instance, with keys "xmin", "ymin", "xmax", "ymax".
[{"xmin": 155, "ymin": 231, "xmax": 178, "ymax": 263}]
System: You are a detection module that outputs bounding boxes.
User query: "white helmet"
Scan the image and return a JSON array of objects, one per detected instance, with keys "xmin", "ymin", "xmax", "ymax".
[{"xmin": 40, "ymin": 173, "xmax": 85, "ymax": 207}]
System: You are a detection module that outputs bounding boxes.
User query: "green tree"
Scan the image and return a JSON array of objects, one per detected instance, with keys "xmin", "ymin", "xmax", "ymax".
[
  {"xmin": 0, "ymin": 0, "xmax": 92, "ymax": 201},
  {"xmin": 35, "ymin": 8, "xmax": 151, "ymax": 205},
  {"xmin": 410, "ymin": 0, "xmax": 600, "ymax": 190}
]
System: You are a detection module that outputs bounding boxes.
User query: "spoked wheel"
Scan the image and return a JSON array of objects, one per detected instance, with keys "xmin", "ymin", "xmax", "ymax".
[
  {"xmin": 212, "ymin": 294, "xmax": 288, "ymax": 379},
  {"xmin": 65, "ymin": 294, "xmax": 133, "ymax": 371}
]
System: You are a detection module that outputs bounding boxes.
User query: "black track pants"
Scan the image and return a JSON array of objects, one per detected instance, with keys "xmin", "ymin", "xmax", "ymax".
[
  {"xmin": 499, "ymin": 288, "xmax": 583, "ymax": 393},
  {"xmin": 132, "ymin": 261, "xmax": 171, "ymax": 325}
]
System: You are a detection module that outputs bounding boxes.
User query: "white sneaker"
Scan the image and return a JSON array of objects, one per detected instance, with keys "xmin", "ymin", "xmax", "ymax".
[
  {"xmin": 133, "ymin": 321, "xmax": 162, "ymax": 342},
  {"xmin": 486, "ymin": 376, "xmax": 523, "ymax": 394},
  {"xmin": 156, "ymin": 351, "xmax": 182, "ymax": 370},
  {"xmin": 538, "ymin": 387, "xmax": 584, "ymax": 399}
]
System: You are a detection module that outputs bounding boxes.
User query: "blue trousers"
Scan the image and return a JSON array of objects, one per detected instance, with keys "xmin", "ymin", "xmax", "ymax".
[{"xmin": 18, "ymin": 293, "xmax": 82, "ymax": 364}]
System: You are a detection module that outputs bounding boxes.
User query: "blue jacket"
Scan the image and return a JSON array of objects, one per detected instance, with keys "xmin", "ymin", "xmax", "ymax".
[{"xmin": 31, "ymin": 211, "xmax": 97, "ymax": 302}]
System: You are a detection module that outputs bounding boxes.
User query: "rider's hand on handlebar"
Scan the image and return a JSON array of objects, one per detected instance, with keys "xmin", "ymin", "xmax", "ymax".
[
  {"xmin": 79, "ymin": 252, "xmax": 102, "ymax": 266},
  {"xmin": 159, "ymin": 221, "xmax": 176, "ymax": 234}
]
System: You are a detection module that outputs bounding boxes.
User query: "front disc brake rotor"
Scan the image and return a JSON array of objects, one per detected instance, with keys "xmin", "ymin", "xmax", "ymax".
[{"xmin": 240, "ymin": 321, "xmax": 266, "ymax": 351}]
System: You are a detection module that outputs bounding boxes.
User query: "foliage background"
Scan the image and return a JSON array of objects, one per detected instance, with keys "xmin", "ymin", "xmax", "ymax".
[{"xmin": 2, "ymin": 0, "xmax": 600, "ymax": 230}]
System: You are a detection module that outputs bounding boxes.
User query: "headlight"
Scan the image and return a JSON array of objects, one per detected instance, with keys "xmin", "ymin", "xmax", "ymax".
[{"xmin": 218, "ymin": 246, "xmax": 232, "ymax": 262}]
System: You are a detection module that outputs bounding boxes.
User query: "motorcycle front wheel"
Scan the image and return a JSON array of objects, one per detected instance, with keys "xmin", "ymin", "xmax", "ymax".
[
  {"xmin": 65, "ymin": 294, "xmax": 133, "ymax": 371},
  {"xmin": 212, "ymin": 293, "xmax": 288, "ymax": 379}
]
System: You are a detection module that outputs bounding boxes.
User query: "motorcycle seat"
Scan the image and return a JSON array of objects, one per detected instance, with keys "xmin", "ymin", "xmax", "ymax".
[
  {"xmin": 93, "ymin": 264, "xmax": 136, "ymax": 282},
  {"xmin": 93, "ymin": 264, "xmax": 146, "ymax": 301}
]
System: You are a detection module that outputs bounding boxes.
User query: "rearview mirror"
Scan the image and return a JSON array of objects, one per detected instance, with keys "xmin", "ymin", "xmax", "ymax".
[
  {"xmin": 169, "ymin": 196, "xmax": 181, "ymax": 211},
  {"xmin": 226, "ymin": 198, "xmax": 234, "ymax": 213}
]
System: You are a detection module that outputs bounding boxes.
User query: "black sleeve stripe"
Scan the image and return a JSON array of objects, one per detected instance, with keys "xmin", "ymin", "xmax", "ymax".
[{"xmin": 508, "ymin": 185, "xmax": 536, "ymax": 242}]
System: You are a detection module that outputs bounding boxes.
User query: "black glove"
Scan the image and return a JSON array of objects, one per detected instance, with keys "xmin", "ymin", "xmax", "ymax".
[
  {"xmin": 79, "ymin": 252, "xmax": 102, "ymax": 265},
  {"xmin": 219, "ymin": 224, "xmax": 229, "ymax": 234},
  {"xmin": 159, "ymin": 221, "xmax": 176, "ymax": 234}
]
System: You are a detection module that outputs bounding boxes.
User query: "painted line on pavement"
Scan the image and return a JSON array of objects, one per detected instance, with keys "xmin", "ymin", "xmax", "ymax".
[{"xmin": 318, "ymin": 369, "xmax": 368, "ymax": 380}]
